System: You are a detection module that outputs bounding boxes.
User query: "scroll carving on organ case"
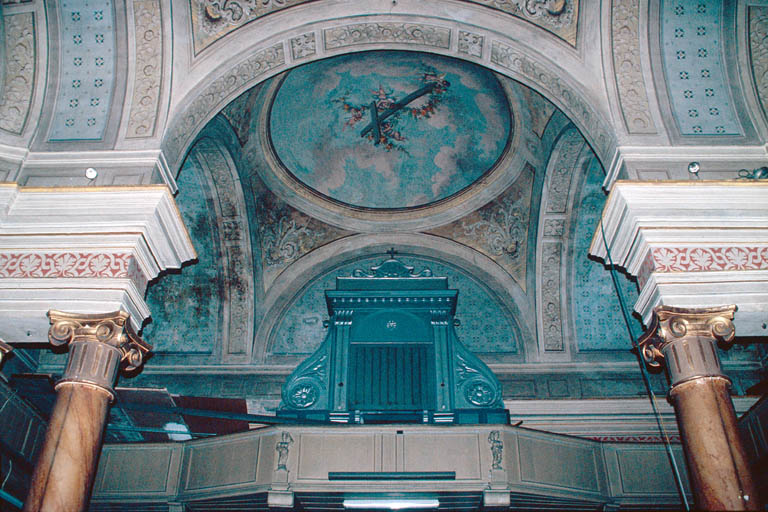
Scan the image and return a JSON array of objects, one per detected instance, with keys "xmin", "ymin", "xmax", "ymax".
[{"xmin": 47, "ymin": 310, "xmax": 151, "ymax": 372}]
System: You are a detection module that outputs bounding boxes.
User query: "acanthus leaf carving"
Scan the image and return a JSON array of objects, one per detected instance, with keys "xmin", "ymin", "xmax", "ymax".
[
  {"xmin": 324, "ymin": 23, "xmax": 451, "ymax": 50},
  {"xmin": 0, "ymin": 12, "xmax": 35, "ymax": 135},
  {"xmin": 490, "ymin": 41, "xmax": 612, "ymax": 161},
  {"xmin": 749, "ymin": 7, "xmax": 768, "ymax": 120},
  {"xmin": 126, "ymin": 0, "xmax": 163, "ymax": 138},
  {"xmin": 611, "ymin": 0, "xmax": 656, "ymax": 134}
]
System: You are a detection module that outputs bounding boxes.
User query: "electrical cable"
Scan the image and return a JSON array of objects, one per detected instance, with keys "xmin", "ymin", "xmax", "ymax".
[{"xmin": 598, "ymin": 219, "xmax": 690, "ymax": 511}]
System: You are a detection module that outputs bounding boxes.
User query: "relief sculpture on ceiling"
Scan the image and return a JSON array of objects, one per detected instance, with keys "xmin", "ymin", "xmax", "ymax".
[
  {"xmin": 190, "ymin": 0, "xmax": 577, "ymax": 52},
  {"xmin": 253, "ymin": 179, "xmax": 350, "ymax": 291},
  {"xmin": 428, "ymin": 164, "xmax": 533, "ymax": 289}
]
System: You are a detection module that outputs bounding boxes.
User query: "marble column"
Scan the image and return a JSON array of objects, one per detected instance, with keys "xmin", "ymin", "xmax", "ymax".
[
  {"xmin": 23, "ymin": 310, "xmax": 150, "ymax": 512},
  {"xmin": 637, "ymin": 305, "xmax": 759, "ymax": 511}
]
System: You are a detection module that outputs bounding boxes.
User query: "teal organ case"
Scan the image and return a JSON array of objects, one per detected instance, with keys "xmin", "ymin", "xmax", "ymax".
[{"xmin": 278, "ymin": 255, "xmax": 509, "ymax": 424}]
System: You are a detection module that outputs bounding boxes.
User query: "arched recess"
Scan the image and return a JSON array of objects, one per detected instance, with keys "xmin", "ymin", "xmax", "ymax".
[
  {"xmin": 162, "ymin": 3, "xmax": 617, "ymax": 173},
  {"xmin": 143, "ymin": 117, "xmax": 255, "ymax": 364},
  {"xmin": 253, "ymin": 233, "xmax": 535, "ymax": 365}
]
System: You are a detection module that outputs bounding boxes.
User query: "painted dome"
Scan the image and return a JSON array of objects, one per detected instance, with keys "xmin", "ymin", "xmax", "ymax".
[{"xmin": 268, "ymin": 51, "xmax": 512, "ymax": 209}]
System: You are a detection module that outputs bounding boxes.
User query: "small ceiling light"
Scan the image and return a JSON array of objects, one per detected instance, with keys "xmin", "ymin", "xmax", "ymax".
[
  {"xmin": 85, "ymin": 167, "xmax": 98, "ymax": 179},
  {"xmin": 343, "ymin": 498, "xmax": 439, "ymax": 510},
  {"xmin": 687, "ymin": 161, "xmax": 700, "ymax": 174}
]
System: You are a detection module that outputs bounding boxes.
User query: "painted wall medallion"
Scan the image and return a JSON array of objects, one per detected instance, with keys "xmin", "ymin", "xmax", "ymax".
[{"xmin": 269, "ymin": 51, "xmax": 512, "ymax": 209}]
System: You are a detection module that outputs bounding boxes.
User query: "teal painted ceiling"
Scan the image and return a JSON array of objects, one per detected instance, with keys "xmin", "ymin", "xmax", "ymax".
[{"xmin": 269, "ymin": 51, "xmax": 511, "ymax": 209}]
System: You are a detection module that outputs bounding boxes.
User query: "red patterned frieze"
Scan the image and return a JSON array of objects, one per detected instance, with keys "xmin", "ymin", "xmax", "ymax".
[
  {"xmin": 647, "ymin": 246, "xmax": 768, "ymax": 273},
  {"xmin": 0, "ymin": 252, "xmax": 147, "ymax": 290},
  {"xmin": 584, "ymin": 434, "xmax": 681, "ymax": 443}
]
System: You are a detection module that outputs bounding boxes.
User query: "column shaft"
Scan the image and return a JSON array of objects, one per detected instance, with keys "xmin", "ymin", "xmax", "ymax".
[
  {"xmin": 23, "ymin": 310, "xmax": 150, "ymax": 512},
  {"xmin": 23, "ymin": 384, "xmax": 111, "ymax": 512},
  {"xmin": 669, "ymin": 377, "xmax": 758, "ymax": 510},
  {"xmin": 637, "ymin": 305, "xmax": 761, "ymax": 510}
]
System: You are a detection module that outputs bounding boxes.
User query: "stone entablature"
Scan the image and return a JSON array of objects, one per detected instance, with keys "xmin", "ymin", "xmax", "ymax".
[
  {"xmin": 589, "ymin": 180, "xmax": 768, "ymax": 336},
  {"xmin": 0, "ymin": 183, "xmax": 195, "ymax": 342}
]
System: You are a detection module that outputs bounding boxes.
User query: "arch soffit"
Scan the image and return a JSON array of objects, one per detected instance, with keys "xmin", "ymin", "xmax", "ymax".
[
  {"xmin": 163, "ymin": 7, "xmax": 617, "ymax": 172},
  {"xmin": 181, "ymin": 122, "xmax": 257, "ymax": 362},
  {"xmin": 253, "ymin": 233, "xmax": 535, "ymax": 363}
]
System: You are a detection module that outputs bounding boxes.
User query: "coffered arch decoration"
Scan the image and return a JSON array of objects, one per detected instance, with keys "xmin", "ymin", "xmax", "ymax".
[
  {"xmin": 143, "ymin": 122, "xmax": 255, "ymax": 363},
  {"xmin": 162, "ymin": 9, "xmax": 616, "ymax": 173},
  {"xmin": 253, "ymin": 234, "xmax": 534, "ymax": 364},
  {"xmin": 189, "ymin": 0, "xmax": 580, "ymax": 54}
]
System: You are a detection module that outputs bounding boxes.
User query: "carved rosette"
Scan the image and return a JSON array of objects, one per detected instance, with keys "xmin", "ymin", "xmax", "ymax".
[
  {"xmin": 637, "ymin": 305, "xmax": 735, "ymax": 389},
  {"xmin": 48, "ymin": 310, "xmax": 152, "ymax": 398}
]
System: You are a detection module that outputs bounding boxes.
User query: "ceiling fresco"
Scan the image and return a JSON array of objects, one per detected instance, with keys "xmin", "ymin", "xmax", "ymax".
[{"xmin": 268, "ymin": 51, "xmax": 512, "ymax": 209}]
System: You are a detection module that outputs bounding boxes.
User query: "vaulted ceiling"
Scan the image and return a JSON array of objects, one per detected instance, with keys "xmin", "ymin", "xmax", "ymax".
[{"xmin": 2, "ymin": 0, "xmax": 766, "ymax": 410}]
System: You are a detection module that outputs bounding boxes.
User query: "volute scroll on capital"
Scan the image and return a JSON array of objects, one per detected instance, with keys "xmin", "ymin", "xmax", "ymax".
[
  {"xmin": 637, "ymin": 305, "xmax": 736, "ymax": 370},
  {"xmin": 47, "ymin": 310, "xmax": 151, "ymax": 372}
]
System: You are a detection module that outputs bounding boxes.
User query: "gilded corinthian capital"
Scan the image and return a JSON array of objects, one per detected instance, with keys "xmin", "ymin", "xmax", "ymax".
[
  {"xmin": 48, "ymin": 310, "xmax": 152, "ymax": 397},
  {"xmin": 637, "ymin": 305, "xmax": 736, "ymax": 388}
]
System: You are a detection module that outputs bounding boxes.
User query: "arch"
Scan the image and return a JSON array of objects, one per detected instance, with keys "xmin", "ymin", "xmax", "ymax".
[
  {"xmin": 145, "ymin": 117, "xmax": 255, "ymax": 363},
  {"xmin": 252, "ymin": 233, "xmax": 535, "ymax": 364},
  {"xmin": 162, "ymin": 3, "xmax": 617, "ymax": 173}
]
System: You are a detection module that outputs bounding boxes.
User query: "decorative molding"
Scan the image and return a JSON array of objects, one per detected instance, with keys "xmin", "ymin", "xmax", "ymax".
[
  {"xmin": 126, "ymin": 0, "xmax": 163, "ymax": 138},
  {"xmin": 194, "ymin": 140, "xmax": 253, "ymax": 357},
  {"xmin": 323, "ymin": 22, "xmax": 451, "ymax": 50},
  {"xmin": 611, "ymin": 0, "xmax": 656, "ymax": 134},
  {"xmin": 191, "ymin": 0, "xmax": 309, "ymax": 53},
  {"xmin": 0, "ymin": 184, "xmax": 196, "ymax": 340},
  {"xmin": 458, "ymin": 30, "xmax": 484, "ymax": 58},
  {"xmin": 0, "ymin": 251, "xmax": 145, "ymax": 286},
  {"xmin": 463, "ymin": 0, "xmax": 577, "ymax": 45},
  {"xmin": 189, "ymin": 0, "xmax": 576, "ymax": 53},
  {"xmin": 491, "ymin": 40, "xmax": 612, "ymax": 160},
  {"xmin": 428, "ymin": 165, "xmax": 533, "ymax": 289},
  {"xmin": 290, "ymin": 32, "xmax": 316, "ymax": 60},
  {"xmin": 648, "ymin": 246, "xmax": 768, "ymax": 273},
  {"xmin": 0, "ymin": 12, "xmax": 35, "ymax": 135},
  {"xmin": 545, "ymin": 131, "xmax": 583, "ymax": 213},
  {"xmin": 585, "ymin": 435, "xmax": 680, "ymax": 443},
  {"xmin": 253, "ymin": 179, "xmax": 350, "ymax": 291},
  {"xmin": 540, "ymin": 242, "xmax": 563, "ymax": 351},
  {"xmin": 536, "ymin": 129, "xmax": 584, "ymax": 354},
  {"xmin": 590, "ymin": 181, "xmax": 768, "ymax": 336},
  {"xmin": 749, "ymin": 6, "xmax": 768, "ymax": 120},
  {"xmin": 166, "ymin": 43, "xmax": 284, "ymax": 160}
]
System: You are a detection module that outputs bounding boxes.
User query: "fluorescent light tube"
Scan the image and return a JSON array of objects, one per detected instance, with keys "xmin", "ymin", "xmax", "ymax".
[{"xmin": 343, "ymin": 498, "xmax": 440, "ymax": 510}]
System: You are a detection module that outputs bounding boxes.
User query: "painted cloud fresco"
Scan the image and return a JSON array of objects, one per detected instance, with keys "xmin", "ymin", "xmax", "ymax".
[{"xmin": 269, "ymin": 51, "xmax": 512, "ymax": 209}]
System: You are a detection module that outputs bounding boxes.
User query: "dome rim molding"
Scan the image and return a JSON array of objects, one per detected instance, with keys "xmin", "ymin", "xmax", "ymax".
[
  {"xmin": 252, "ymin": 232, "xmax": 535, "ymax": 363},
  {"xmin": 254, "ymin": 67, "xmax": 526, "ymax": 232}
]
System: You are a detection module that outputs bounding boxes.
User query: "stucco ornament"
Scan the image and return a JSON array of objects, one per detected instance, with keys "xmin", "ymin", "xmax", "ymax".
[{"xmin": 462, "ymin": 195, "xmax": 526, "ymax": 258}]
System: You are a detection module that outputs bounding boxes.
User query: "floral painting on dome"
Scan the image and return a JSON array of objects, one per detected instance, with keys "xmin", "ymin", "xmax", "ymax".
[{"xmin": 269, "ymin": 51, "xmax": 512, "ymax": 209}]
